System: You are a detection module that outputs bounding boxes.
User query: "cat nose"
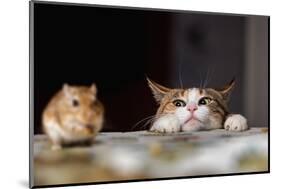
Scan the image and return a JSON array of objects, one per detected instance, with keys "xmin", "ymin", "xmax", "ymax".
[{"xmin": 187, "ymin": 104, "xmax": 198, "ymax": 113}]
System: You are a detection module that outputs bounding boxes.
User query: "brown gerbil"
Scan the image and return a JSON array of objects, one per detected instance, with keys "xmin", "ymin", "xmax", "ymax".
[{"xmin": 42, "ymin": 83, "xmax": 104, "ymax": 150}]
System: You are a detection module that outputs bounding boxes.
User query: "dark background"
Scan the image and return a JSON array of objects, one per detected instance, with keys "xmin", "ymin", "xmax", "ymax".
[{"xmin": 33, "ymin": 2, "xmax": 269, "ymax": 134}]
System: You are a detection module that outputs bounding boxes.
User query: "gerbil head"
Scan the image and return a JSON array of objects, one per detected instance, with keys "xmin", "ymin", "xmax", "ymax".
[{"xmin": 59, "ymin": 83, "xmax": 104, "ymax": 136}]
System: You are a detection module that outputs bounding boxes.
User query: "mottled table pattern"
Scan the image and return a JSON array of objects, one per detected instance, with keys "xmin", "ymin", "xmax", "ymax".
[{"xmin": 32, "ymin": 128, "xmax": 268, "ymax": 186}]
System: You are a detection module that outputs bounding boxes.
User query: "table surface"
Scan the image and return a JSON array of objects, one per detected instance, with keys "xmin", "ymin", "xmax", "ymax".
[{"xmin": 32, "ymin": 127, "xmax": 268, "ymax": 186}]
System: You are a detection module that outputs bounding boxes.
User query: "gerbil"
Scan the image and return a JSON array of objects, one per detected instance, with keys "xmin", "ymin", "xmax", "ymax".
[{"xmin": 42, "ymin": 83, "xmax": 104, "ymax": 150}]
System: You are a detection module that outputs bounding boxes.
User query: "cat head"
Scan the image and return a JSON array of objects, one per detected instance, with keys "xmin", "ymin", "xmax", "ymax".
[{"xmin": 147, "ymin": 78, "xmax": 235, "ymax": 131}]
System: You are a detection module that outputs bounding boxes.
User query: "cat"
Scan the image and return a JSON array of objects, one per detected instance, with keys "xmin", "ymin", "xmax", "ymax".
[{"xmin": 147, "ymin": 78, "xmax": 248, "ymax": 133}]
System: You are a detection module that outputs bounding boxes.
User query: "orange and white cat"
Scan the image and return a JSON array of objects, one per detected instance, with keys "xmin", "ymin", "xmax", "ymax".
[{"xmin": 147, "ymin": 78, "xmax": 248, "ymax": 133}]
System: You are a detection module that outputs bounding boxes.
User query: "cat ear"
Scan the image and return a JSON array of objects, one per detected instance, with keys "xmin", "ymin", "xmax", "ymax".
[
  {"xmin": 147, "ymin": 77, "xmax": 171, "ymax": 103},
  {"xmin": 217, "ymin": 78, "xmax": 235, "ymax": 100},
  {"xmin": 90, "ymin": 83, "xmax": 97, "ymax": 96}
]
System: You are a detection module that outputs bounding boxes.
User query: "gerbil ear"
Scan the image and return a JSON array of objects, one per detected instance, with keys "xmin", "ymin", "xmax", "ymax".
[
  {"xmin": 217, "ymin": 78, "xmax": 235, "ymax": 100},
  {"xmin": 147, "ymin": 77, "xmax": 171, "ymax": 103},
  {"xmin": 63, "ymin": 83, "xmax": 71, "ymax": 96},
  {"xmin": 90, "ymin": 83, "xmax": 97, "ymax": 96}
]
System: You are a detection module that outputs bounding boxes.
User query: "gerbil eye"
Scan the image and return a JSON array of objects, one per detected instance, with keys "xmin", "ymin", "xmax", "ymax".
[
  {"xmin": 198, "ymin": 97, "xmax": 212, "ymax": 105},
  {"xmin": 173, "ymin": 99, "xmax": 186, "ymax": 107},
  {"xmin": 72, "ymin": 99, "xmax": 79, "ymax": 107}
]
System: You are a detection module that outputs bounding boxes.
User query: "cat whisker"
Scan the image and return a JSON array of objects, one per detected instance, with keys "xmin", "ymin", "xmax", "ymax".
[
  {"xmin": 196, "ymin": 68, "xmax": 203, "ymax": 89},
  {"xmin": 178, "ymin": 58, "xmax": 184, "ymax": 89},
  {"xmin": 141, "ymin": 118, "xmax": 157, "ymax": 129},
  {"xmin": 176, "ymin": 45, "xmax": 187, "ymax": 89},
  {"xmin": 203, "ymin": 66, "xmax": 210, "ymax": 88},
  {"xmin": 139, "ymin": 116, "xmax": 162, "ymax": 130},
  {"xmin": 131, "ymin": 113, "xmax": 170, "ymax": 131},
  {"xmin": 143, "ymin": 113, "xmax": 171, "ymax": 129},
  {"xmin": 199, "ymin": 71, "xmax": 203, "ymax": 89},
  {"xmin": 203, "ymin": 64, "xmax": 216, "ymax": 88},
  {"xmin": 131, "ymin": 115, "xmax": 157, "ymax": 131},
  {"xmin": 207, "ymin": 64, "xmax": 216, "ymax": 88}
]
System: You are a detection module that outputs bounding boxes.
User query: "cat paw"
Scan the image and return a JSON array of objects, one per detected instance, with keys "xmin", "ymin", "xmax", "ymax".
[
  {"xmin": 224, "ymin": 114, "xmax": 248, "ymax": 131},
  {"xmin": 150, "ymin": 114, "xmax": 180, "ymax": 133}
]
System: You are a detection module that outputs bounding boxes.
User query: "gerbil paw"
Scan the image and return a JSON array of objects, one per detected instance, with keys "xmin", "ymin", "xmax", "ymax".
[
  {"xmin": 224, "ymin": 114, "xmax": 248, "ymax": 132},
  {"xmin": 150, "ymin": 114, "xmax": 180, "ymax": 133},
  {"xmin": 51, "ymin": 144, "xmax": 62, "ymax": 150}
]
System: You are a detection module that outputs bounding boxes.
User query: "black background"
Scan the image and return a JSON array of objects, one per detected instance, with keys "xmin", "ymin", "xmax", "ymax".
[
  {"xmin": 34, "ymin": 3, "xmax": 174, "ymax": 133},
  {"xmin": 33, "ymin": 3, "xmax": 268, "ymax": 134}
]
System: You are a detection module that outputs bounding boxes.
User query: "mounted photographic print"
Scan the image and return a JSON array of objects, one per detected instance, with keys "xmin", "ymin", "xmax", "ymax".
[{"xmin": 29, "ymin": 0, "xmax": 269, "ymax": 188}]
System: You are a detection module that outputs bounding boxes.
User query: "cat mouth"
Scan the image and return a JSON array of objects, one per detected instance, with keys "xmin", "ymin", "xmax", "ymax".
[{"xmin": 184, "ymin": 117, "xmax": 202, "ymax": 124}]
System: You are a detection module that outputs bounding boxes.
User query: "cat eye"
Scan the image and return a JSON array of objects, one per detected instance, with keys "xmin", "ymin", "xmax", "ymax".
[
  {"xmin": 72, "ymin": 99, "xmax": 79, "ymax": 107},
  {"xmin": 173, "ymin": 99, "xmax": 186, "ymax": 107},
  {"xmin": 198, "ymin": 97, "xmax": 212, "ymax": 105}
]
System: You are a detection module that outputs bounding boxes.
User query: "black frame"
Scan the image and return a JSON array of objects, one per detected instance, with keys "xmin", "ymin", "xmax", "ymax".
[{"xmin": 29, "ymin": 0, "xmax": 270, "ymax": 188}]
